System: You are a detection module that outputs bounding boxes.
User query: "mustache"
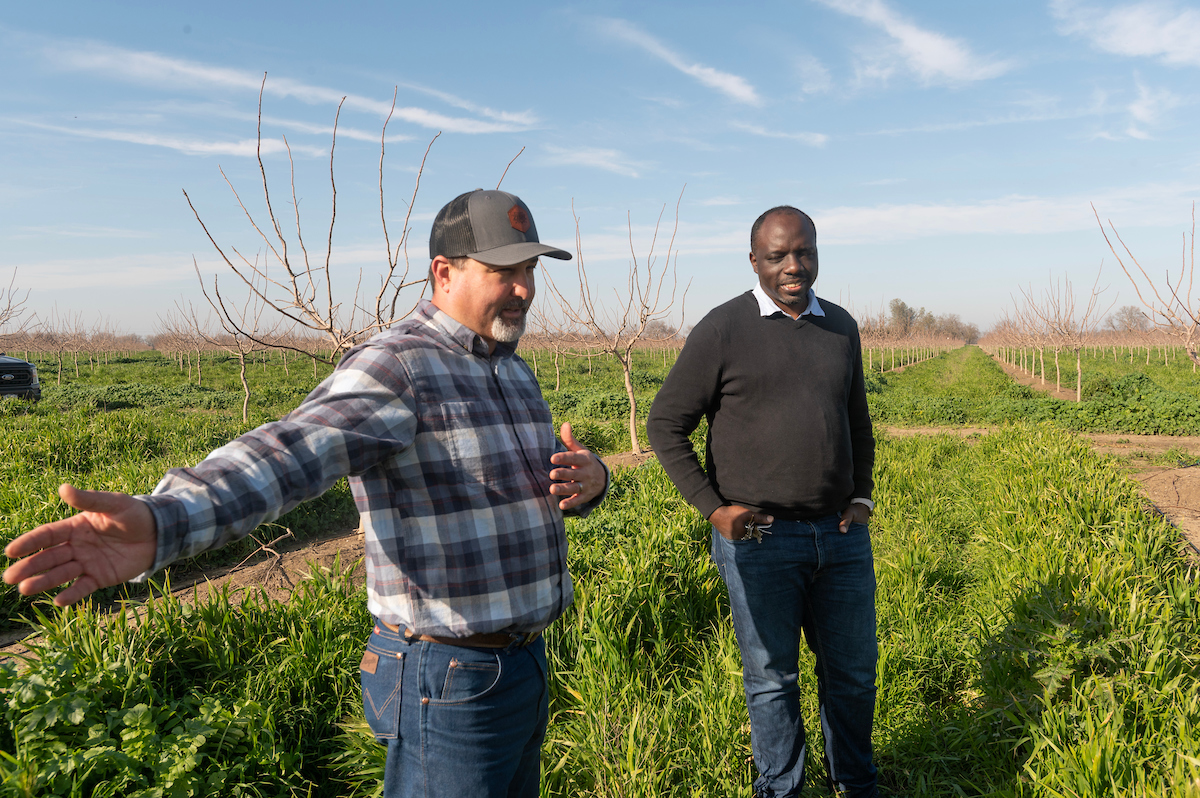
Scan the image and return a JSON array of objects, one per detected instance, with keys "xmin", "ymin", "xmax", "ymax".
[{"xmin": 502, "ymin": 300, "xmax": 531, "ymax": 311}]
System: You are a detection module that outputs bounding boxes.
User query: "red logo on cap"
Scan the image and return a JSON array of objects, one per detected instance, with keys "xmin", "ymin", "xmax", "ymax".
[{"xmin": 508, "ymin": 205, "xmax": 531, "ymax": 233}]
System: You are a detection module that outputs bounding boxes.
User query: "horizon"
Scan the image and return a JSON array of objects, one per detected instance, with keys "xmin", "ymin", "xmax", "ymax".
[{"xmin": 4, "ymin": 1, "xmax": 1199, "ymax": 337}]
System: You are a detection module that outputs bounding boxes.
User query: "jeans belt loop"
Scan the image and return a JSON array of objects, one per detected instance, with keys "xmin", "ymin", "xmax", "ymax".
[{"xmin": 380, "ymin": 620, "xmax": 540, "ymax": 649}]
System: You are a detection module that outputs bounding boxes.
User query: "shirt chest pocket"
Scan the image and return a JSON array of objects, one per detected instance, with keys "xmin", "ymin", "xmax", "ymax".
[{"xmin": 439, "ymin": 401, "xmax": 516, "ymax": 483}]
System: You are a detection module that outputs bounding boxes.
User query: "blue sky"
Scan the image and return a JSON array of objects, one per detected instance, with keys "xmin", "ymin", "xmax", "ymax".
[{"xmin": 3, "ymin": 0, "xmax": 1199, "ymax": 336}]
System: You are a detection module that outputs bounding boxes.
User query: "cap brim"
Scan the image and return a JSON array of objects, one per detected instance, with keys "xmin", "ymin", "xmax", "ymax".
[{"xmin": 468, "ymin": 242, "xmax": 572, "ymax": 266}]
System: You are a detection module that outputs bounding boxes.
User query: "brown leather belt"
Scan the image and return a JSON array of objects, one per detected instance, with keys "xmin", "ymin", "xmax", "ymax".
[{"xmin": 378, "ymin": 620, "xmax": 541, "ymax": 649}]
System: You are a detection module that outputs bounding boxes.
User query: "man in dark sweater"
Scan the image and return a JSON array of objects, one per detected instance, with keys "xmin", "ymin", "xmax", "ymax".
[{"xmin": 647, "ymin": 206, "xmax": 878, "ymax": 798}]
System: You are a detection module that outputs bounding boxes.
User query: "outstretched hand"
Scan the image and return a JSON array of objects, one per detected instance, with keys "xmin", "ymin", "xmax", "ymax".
[
  {"xmin": 548, "ymin": 423, "xmax": 607, "ymax": 511},
  {"xmin": 3, "ymin": 484, "xmax": 158, "ymax": 607}
]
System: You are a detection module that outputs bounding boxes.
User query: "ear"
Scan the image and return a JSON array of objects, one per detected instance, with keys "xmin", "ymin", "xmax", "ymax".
[
  {"xmin": 430, "ymin": 256, "xmax": 454, "ymax": 295},
  {"xmin": 749, "ymin": 251, "xmax": 759, "ymax": 274}
]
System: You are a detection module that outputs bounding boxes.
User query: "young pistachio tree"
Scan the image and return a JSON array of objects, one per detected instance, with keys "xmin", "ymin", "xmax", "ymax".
[
  {"xmin": 540, "ymin": 192, "xmax": 688, "ymax": 455},
  {"xmin": 0, "ymin": 269, "xmax": 31, "ymax": 351},
  {"xmin": 186, "ymin": 261, "xmax": 283, "ymax": 424},
  {"xmin": 1094, "ymin": 203, "xmax": 1200, "ymax": 368},
  {"xmin": 1019, "ymin": 269, "xmax": 1111, "ymax": 401},
  {"xmin": 183, "ymin": 77, "xmax": 435, "ymax": 369}
]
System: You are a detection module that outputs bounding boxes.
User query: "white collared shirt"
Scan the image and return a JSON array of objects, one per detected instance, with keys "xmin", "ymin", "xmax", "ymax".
[
  {"xmin": 751, "ymin": 282, "xmax": 826, "ymax": 318},
  {"xmin": 747, "ymin": 281, "xmax": 874, "ymax": 514}
]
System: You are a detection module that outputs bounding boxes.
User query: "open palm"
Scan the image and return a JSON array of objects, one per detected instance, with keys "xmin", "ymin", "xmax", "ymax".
[{"xmin": 3, "ymin": 484, "xmax": 158, "ymax": 607}]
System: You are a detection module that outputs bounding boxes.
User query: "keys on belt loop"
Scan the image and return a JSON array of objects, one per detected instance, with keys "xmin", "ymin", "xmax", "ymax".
[{"xmin": 740, "ymin": 517, "xmax": 773, "ymax": 543}]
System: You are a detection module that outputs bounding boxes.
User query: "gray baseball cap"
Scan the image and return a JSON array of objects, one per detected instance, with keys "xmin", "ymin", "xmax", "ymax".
[{"xmin": 429, "ymin": 189, "xmax": 572, "ymax": 266}]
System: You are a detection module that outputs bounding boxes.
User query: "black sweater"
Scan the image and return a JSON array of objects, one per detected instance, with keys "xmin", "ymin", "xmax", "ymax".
[{"xmin": 647, "ymin": 292, "xmax": 874, "ymax": 520}]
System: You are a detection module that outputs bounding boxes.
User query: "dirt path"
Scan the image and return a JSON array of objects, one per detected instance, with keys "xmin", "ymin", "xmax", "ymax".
[
  {"xmin": 990, "ymin": 353, "xmax": 1081, "ymax": 401},
  {"xmin": 6, "ymin": 437, "xmax": 1198, "ymax": 663}
]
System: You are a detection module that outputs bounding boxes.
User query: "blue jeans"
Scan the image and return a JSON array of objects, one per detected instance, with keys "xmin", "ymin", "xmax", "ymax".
[
  {"xmin": 360, "ymin": 621, "xmax": 549, "ymax": 798},
  {"xmin": 712, "ymin": 515, "xmax": 878, "ymax": 798}
]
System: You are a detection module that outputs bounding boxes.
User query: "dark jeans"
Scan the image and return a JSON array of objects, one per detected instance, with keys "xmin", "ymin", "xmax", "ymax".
[
  {"xmin": 360, "ymin": 621, "xmax": 549, "ymax": 798},
  {"xmin": 712, "ymin": 515, "xmax": 879, "ymax": 798}
]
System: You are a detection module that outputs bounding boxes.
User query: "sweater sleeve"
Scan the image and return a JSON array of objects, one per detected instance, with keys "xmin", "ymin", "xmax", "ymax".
[
  {"xmin": 846, "ymin": 322, "xmax": 875, "ymax": 502},
  {"xmin": 647, "ymin": 318, "xmax": 726, "ymax": 520}
]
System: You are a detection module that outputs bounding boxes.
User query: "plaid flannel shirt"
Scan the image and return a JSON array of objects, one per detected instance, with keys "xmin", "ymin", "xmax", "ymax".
[{"xmin": 135, "ymin": 300, "xmax": 605, "ymax": 637}]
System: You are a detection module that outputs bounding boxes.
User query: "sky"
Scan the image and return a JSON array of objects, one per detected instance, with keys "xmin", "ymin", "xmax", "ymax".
[{"xmin": 3, "ymin": 0, "xmax": 1200, "ymax": 337}]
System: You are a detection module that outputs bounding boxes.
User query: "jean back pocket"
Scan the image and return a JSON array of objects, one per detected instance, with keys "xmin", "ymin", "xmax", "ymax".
[{"xmin": 361, "ymin": 644, "xmax": 405, "ymax": 740}]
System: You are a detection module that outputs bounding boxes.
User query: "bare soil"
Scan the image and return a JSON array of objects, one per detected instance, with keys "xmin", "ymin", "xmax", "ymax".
[
  {"xmin": 5, "ymin": 436, "xmax": 1197, "ymax": 663},
  {"xmin": 991, "ymin": 353, "xmax": 1081, "ymax": 402}
]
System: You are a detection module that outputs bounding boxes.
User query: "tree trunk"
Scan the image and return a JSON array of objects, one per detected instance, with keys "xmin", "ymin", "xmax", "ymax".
[
  {"xmin": 553, "ymin": 350, "xmax": 561, "ymax": 391},
  {"xmin": 1039, "ymin": 347, "xmax": 1046, "ymax": 385},
  {"xmin": 1054, "ymin": 349, "xmax": 1061, "ymax": 391},
  {"xmin": 620, "ymin": 353, "xmax": 641, "ymax": 454},
  {"xmin": 1076, "ymin": 350, "xmax": 1082, "ymax": 402},
  {"xmin": 238, "ymin": 352, "xmax": 250, "ymax": 423}
]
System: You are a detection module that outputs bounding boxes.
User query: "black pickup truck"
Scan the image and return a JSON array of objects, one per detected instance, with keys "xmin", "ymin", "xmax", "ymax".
[{"xmin": 0, "ymin": 354, "xmax": 41, "ymax": 401}]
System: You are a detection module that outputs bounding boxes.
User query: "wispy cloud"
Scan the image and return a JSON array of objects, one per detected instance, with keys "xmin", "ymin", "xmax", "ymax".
[
  {"xmin": 109, "ymin": 101, "xmax": 401, "ymax": 143},
  {"xmin": 1051, "ymin": 0, "xmax": 1200, "ymax": 66},
  {"xmin": 813, "ymin": 181, "xmax": 1200, "ymax": 244},
  {"xmin": 595, "ymin": 18, "xmax": 762, "ymax": 105},
  {"xmin": 10, "ymin": 224, "xmax": 153, "ymax": 239},
  {"xmin": 1126, "ymin": 80, "xmax": 1181, "ymax": 137},
  {"xmin": 815, "ymin": 0, "xmax": 1011, "ymax": 84},
  {"xmin": 868, "ymin": 107, "xmax": 1103, "ymax": 135},
  {"xmin": 26, "ymin": 35, "xmax": 533, "ymax": 134},
  {"xmin": 543, "ymin": 145, "xmax": 644, "ymax": 177},
  {"xmin": 16, "ymin": 120, "xmax": 327, "ymax": 157},
  {"xmin": 794, "ymin": 52, "xmax": 834, "ymax": 95},
  {"xmin": 11, "ymin": 253, "xmax": 198, "ymax": 290},
  {"xmin": 391, "ymin": 81, "xmax": 538, "ymax": 127},
  {"xmin": 731, "ymin": 122, "xmax": 829, "ymax": 147}
]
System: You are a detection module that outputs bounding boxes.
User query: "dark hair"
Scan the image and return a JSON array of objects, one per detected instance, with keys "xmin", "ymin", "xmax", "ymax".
[{"xmin": 750, "ymin": 206, "xmax": 814, "ymax": 250}]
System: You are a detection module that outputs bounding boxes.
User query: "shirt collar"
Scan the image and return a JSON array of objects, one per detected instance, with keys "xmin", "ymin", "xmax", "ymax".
[
  {"xmin": 415, "ymin": 299, "xmax": 515, "ymax": 359},
  {"xmin": 751, "ymin": 283, "xmax": 825, "ymax": 318}
]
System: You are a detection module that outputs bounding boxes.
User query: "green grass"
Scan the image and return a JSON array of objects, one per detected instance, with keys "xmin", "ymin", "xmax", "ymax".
[
  {"xmin": 996, "ymin": 344, "xmax": 1200, "ymax": 398},
  {"xmin": 0, "ymin": 352, "xmax": 350, "ymax": 631},
  {"xmin": 5, "ymin": 428, "xmax": 1198, "ymax": 796},
  {"xmin": 4, "ymin": 346, "xmax": 1200, "ymax": 796},
  {"xmin": 871, "ymin": 346, "xmax": 1200, "ymax": 435}
]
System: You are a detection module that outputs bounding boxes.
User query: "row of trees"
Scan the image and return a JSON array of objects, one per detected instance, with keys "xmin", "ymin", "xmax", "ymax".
[{"xmin": 980, "ymin": 203, "xmax": 1197, "ymax": 401}]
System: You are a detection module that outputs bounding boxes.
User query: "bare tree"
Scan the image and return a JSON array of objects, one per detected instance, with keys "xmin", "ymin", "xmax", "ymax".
[
  {"xmin": 1094, "ymin": 203, "xmax": 1200, "ymax": 368},
  {"xmin": 541, "ymin": 192, "xmax": 688, "ymax": 454},
  {"xmin": 183, "ymin": 77, "xmax": 435, "ymax": 370},
  {"xmin": 37, "ymin": 308, "xmax": 83, "ymax": 385},
  {"xmin": 1019, "ymin": 269, "xmax": 1111, "ymax": 401},
  {"xmin": 0, "ymin": 269, "xmax": 31, "ymax": 350},
  {"xmin": 187, "ymin": 260, "xmax": 283, "ymax": 423}
]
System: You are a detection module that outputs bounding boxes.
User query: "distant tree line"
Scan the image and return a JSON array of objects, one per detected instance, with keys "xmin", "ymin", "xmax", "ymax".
[{"xmin": 858, "ymin": 298, "xmax": 981, "ymax": 344}]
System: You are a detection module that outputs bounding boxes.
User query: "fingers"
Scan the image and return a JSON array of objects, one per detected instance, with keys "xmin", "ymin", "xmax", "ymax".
[
  {"xmin": 59, "ymin": 483, "xmax": 136, "ymax": 515},
  {"xmin": 559, "ymin": 422, "xmax": 584, "ymax": 452},
  {"xmin": 55, "ymin": 575, "xmax": 100, "ymax": 608},
  {"xmin": 15, "ymin": 560, "xmax": 84, "ymax": 598},
  {"xmin": 3, "ymin": 540, "xmax": 76, "ymax": 585},
  {"xmin": 5, "ymin": 516, "xmax": 81, "ymax": 559},
  {"xmin": 839, "ymin": 504, "xmax": 869, "ymax": 533}
]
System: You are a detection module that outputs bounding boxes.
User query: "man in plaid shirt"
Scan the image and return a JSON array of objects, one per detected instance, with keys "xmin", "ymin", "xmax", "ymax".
[{"xmin": 4, "ymin": 189, "xmax": 609, "ymax": 797}]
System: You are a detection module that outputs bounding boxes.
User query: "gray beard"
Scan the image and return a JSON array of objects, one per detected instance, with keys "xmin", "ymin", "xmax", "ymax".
[{"xmin": 491, "ymin": 313, "xmax": 526, "ymax": 343}]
